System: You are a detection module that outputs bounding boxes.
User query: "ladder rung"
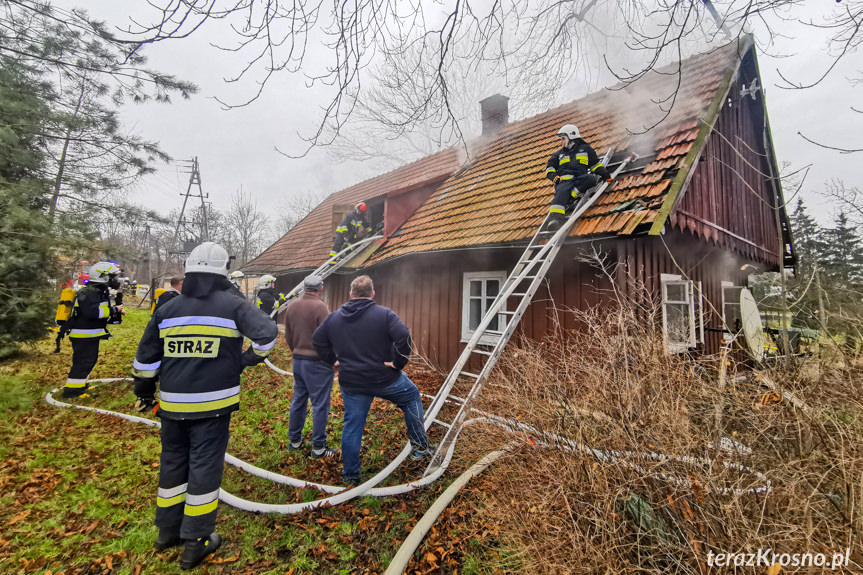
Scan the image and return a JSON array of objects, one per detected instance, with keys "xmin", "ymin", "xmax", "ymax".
[
  {"xmin": 447, "ymin": 393, "xmax": 466, "ymax": 403},
  {"xmin": 432, "ymin": 418, "xmax": 453, "ymax": 429},
  {"xmin": 499, "ymin": 310, "xmax": 516, "ymax": 315},
  {"xmin": 472, "ymin": 349, "xmax": 492, "ymax": 356},
  {"xmin": 460, "ymin": 371, "xmax": 480, "ymax": 379},
  {"xmin": 510, "ymin": 292, "xmax": 527, "ymax": 297}
]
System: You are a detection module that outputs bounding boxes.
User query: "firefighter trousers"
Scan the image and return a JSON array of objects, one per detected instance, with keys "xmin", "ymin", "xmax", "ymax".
[
  {"xmin": 156, "ymin": 415, "xmax": 231, "ymax": 540},
  {"xmin": 548, "ymin": 174, "xmax": 601, "ymax": 221},
  {"xmin": 64, "ymin": 338, "xmax": 101, "ymax": 397}
]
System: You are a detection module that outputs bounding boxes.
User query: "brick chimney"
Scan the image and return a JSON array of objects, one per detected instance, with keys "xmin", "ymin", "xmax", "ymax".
[{"xmin": 480, "ymin": 94, "xmax": 509, "ymax": 136}]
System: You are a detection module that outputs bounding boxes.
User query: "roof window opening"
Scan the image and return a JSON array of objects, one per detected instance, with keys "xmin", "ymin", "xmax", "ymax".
[{"xmin": 331, "ymin": 198, "xmax": 385, "ymax": 237}]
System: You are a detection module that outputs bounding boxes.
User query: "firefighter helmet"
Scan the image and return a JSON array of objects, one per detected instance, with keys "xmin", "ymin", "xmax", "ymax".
[
  {"xmin": 88, "ymin": 262, "xmax": 121, "ymax": 284},
  {"xmin": 229, "ymin": 270, "xmax": 245, "ymax": 280},
  {"xmin": 259, "ymin": 274, "xmax": 276, "ymax": 289},
  {"xmin": 355, "ymin": 202, "xmax": 367, "ymax": 213},
  {"xmin": 185, "ymin": 242, "xmax": 230, "ymax": 276},
  {"xmin": 557, "ymin": 124, "xmax": 581, "ymax": 142}
]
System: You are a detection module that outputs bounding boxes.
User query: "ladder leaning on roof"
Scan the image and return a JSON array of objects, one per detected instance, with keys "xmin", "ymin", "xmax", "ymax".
[
  {"xmin": 265, "ymin": 234, "xmax": 382, "ymax": 373},
  {"xmin": 422, "ymin": 151, "xmax": 637, "ymax": 477}
]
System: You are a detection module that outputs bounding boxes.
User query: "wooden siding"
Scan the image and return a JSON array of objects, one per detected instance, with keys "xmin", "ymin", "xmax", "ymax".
[{"xmin": 670, "ymin": 71, "xmax": 781, "ymax": 269}]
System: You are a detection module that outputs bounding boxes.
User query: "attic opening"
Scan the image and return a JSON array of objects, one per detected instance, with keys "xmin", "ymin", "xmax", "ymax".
[{"xmin": 332, "ymin": 198, "xmax": 385, "ymax": 236}]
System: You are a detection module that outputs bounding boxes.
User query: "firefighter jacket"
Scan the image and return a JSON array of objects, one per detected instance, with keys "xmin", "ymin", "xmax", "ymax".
[
  {"xmin": 67, "ymin": 284, "xmax": 115, "ymax": 340},
  {"xmin": 256, "ymin": 289, "xmax": 277, "ymax": 315},
  {"xmin": 336, "ymin": 211, "xmax": 369, "ymax": 245},
  {"xmin": 131, "ymin": 288, "xmax": 279, "ymax": 420},
  {"xmin": 545, "ymin": 140, "xmax": 611, "ymax": 183},
  {"xmin": 153, "ymin": 288, "xmax": 180, "ymax": 314}
]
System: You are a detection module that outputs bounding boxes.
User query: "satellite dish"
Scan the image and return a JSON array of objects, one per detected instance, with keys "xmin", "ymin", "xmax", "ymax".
[{"xmin": 740, "ymin": 288, "xmax": 766, "ymax": 361}]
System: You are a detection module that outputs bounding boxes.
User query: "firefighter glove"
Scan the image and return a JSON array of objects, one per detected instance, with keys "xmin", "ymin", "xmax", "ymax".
[
  {"xmin": 134, "ymin": 396, "xmax": 158, "ymax": 413},
  {"xmin": 606, "ymin": 177, "xmax": 614, "ymax": 183}
]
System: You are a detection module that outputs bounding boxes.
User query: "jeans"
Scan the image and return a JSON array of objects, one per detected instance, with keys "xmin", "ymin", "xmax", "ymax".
[
  {"xmin": 288, "ymin": 358, "xmax": 335, "ymax": 449},
  {"xmin": 340, "ymin": 372, "xmax": 428, "ymax": 480}
]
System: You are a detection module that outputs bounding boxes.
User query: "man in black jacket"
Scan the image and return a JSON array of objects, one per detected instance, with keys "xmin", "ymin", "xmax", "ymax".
[
  {"xmin": 62, "ymin": 261, "xmax": 124, "ymax": 398},
  {"xmin": 131, "ymin": 242, "xmax": 278, "ymax": 569},
  {"xmin": 544, "ymin": 124, "xmax": 613, "ymax": 231},
  {"xmin": 312, "ymin": 275, "xmax": 432, "ymax": 484},
  {"xmin": 153, "ymin": 276, "xmax": 184, "ymax": 314}
]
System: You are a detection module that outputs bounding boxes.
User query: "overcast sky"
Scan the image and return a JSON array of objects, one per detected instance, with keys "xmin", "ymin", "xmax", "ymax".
[{"xmin": 54, "ymin": 2, "xmax": 859, "ymax": 229}]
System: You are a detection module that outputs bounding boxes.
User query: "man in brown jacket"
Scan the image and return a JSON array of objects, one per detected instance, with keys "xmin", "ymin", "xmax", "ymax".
[{"xmin": 284, "ymin": 274, "xmax": 336, "ymax": 458}]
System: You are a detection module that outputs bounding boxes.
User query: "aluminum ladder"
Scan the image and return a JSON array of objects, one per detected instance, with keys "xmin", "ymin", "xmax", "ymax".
[
  {"xmin": 422, "ymin": 151, "xmax": 636, "ymax": 475},
  {"xmin": 270, "ymin": 234, "xmax": 383, "ymax": 318}
]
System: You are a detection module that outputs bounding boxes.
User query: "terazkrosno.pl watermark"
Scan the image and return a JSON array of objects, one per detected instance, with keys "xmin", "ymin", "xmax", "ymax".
[{"xmin": 707, "ymin": 548, "xmax": 851, "ymax": 570}]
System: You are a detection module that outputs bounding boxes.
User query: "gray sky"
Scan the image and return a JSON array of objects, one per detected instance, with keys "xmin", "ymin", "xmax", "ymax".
[{"xmin": 58, "ymin": 2, "xmax": 859, "ymax": 229}]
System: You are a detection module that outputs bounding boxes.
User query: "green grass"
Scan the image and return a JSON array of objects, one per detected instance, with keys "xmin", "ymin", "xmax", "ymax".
[{"xmin": 0, "ymin": 307, "xmax": 508, "ymax": 574}]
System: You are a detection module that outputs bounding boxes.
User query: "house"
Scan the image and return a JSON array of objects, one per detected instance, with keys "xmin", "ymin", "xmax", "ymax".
[{"xmin": 244, "ymin": 36, "xmax": 794, "ymax": 369}]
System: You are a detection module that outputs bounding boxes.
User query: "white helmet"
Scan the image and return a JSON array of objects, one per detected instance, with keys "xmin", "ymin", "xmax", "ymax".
[
  {"xmin": 88, "ymin": 261, "xmax": 121, "ymax": 284},
  {"xmin": 259, "ymin": 274, "xmax": 276, "ymax": 289},
  {"xmin": 185, "ymin": 242, "xmax": 230, "ymax": 276},
  {"xmin": 557, "ymin": 124, "xmax": 581, "ymax": 142},
  {"xmin": 229, "ymin": 270, "xmax": 245, "ymax": 280}
]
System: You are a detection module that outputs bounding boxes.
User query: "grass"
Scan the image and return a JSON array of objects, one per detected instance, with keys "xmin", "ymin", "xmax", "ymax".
[{"xmin": 0, "ymin": 306, "xmax": 504, "ymax": 574}]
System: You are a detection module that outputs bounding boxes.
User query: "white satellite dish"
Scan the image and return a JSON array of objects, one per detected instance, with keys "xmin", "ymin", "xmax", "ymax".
[{"xmin": 740, "ymin": 288, "xmax": 766, "ymax": 361}]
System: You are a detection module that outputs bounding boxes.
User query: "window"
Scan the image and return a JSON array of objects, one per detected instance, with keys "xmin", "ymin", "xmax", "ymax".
[
  {"xmin": 661, "ymin": 273, "xmax": 703, "ymax": 353},
  {"xmin": 721, "ymin": 281, "xmax": 744, "ymax": 341},
  {"xmin": 462, "ymin": 272, "xmax": 507, "ymax": 344}
]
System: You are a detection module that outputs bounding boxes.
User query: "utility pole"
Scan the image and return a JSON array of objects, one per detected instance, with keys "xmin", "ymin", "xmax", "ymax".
[{"xmin": 171, "ymin": 157, "xmax": 209, "ymax": 261}]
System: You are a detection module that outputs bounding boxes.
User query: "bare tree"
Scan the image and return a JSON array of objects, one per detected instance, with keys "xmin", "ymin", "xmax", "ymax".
[
  {"xmin": 88, "ymin": 1, "xmax": 860, "ymax": 154},
  {"xmin": 269, "ymin": 189, "xmax": 327, "ymax": 242},
  {"xmin": 224, "ymin": 187, "xmax": 269, "ymax": 267}
]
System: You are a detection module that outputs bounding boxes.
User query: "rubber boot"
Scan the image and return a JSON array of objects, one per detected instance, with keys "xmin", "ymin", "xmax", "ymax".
[
  {"xmin": 154, "ymin": 530, "xmax": 183, "ymax": 551},
  {"xmin": 180, "ymin": 533, "xmax": 222, "ymax": 570}
]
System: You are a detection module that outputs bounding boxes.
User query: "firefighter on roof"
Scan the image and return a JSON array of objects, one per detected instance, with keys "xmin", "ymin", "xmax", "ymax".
[
  {"xmin": 131, "ymin": 242, "xmax": 278, "ymax": 569},
  {"xmin": 62, "ymin": 261, "xmax": 124, "ymax": 398},
  {"xmin": 330, "ymin": 202, "xmax": 369, "ymax": 260},
  {"xmin": 544, "ymin": 124, "xmax": 613, "ymax": 231}
]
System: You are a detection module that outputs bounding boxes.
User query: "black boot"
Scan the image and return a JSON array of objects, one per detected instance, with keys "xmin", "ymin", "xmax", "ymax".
[
  {"xmin": 545, "ymin": 217, "xmax": 562, "ymax": 232},
  {"xmin": 154, "ymin": 530, "xmax": 183, "ymax": 551},
  {"xmin": 180, "ymin": 533, "xmax": 222, "ymax": 570}
]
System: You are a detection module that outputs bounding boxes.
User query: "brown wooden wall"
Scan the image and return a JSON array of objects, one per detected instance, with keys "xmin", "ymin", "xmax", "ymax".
[
  {"xmin": 276, "ymin": 231, "xmax": 758, "ymax": 372},
  {"xmin": 670, "ymin": 69, "xmax": 782, "ymax": 269}
]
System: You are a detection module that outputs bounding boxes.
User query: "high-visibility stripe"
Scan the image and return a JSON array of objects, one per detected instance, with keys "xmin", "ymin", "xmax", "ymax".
[
  {"xmin": 329, "ymin": 252, "xmax": 337, "ymax": 257},
  {"xmin": 549, "ymin": 207, "xmax": 565, "ymax": 214},
  {"xmin": 65, "ymin": 378, "xmax": 88, "ymax": 388},
  {"xmin": 133, "ymin": 359, "xmax": 161, "ymax": 371},
  {"xmin": 186, "ymin": 489, "xmax": 219, "ymax": 506},
  {"xmin": 252, "ymin": 337, "xmax": 277, "ymax": 352},
  {"xmin": 157, "ymin": 493, "xmax": 186, "ymax": 507},
  {"xmin": 160, "ymin": 395, "xmax": 240, "ymax": 413},
  {"xmin": 160, "ymin": 386, "xmax": 240, "ymax": 404},
  {"xmin": 98, "ymin": 304, "xmax": 110, "ymax": 319},
  {"xmin": 590, "ymin": 162, "xmax": 604, "ymax": 170},
  {"xmin": 132, "ymin": 369, "xmax": 159, "ymax": 378},
  {"xmin": 576, "ymin": 153, "xmax": 589, "ymax": 164},
  {"xmin": 571, "ymin": 190, "xmax": 581, "ymax": 198},
  {"xmin": 560, "ymin": 175, "xmax": 574, "ymax": 180},
  {"xmin": 545, "ymin": 167, "xmax": 556, "ymax": 174},
  {"xmin": 336, "ymin": 226, "xmax": 348, "ymax": 233},
  {"xmin": 185, "ymin": 499, "xmax": 218, "ymax": 516},
  {"xmin": 158, "ymin": 316, "xmax": 238, "ymax": 330},
  {"xmin": 158, "ymin": 483, "xmax": 188, "ymax": 499},
  {"xmin": 159, "ymin": 325, "xmax": 240, "ymax": 338},
  {"xmin": 69, "ymin": 328, "xmax": 107, "ymax": 338},
  {"xmin": 559, "ymin": 157, "xmax": 570, "ymax": 165}
]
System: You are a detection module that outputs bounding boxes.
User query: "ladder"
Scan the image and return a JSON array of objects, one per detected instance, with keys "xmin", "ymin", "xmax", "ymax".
[
  {"xmin": 423, "ymin": 151, "xmax": 636, "ymax": 475},
  {"xmin": 270, "ymin": 234, "xmax": 383, "ymax": 318}
]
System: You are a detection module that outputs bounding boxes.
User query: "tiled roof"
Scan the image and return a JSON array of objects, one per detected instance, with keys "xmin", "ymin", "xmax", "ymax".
[
  {"xmin": 243, "ymin": 148, "xmax": 462, "ymax": 273},
  {"xmin": 368, "ymin": 42, "xmax": 743, "ymax": 264}
]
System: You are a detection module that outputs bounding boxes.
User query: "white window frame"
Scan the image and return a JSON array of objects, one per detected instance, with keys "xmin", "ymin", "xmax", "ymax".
[
  {"xmin": 661, "ymin": 273, "xmax": 703, "ymax": 353},
  {"xmin": 721, "ymin": 281, "xmax": 744, "ymax": 342},
  {"xmin": 461, "ymin": 271, "xmax": 508, "ymax": 345}
]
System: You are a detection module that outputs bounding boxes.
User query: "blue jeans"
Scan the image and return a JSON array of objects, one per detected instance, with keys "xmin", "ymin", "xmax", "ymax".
[
  {"xmin": 340, "ymin": 372, "xmax": 428, "ymax": 480},
  {"xmin": 288, "ymin": 358, "xmax": 335, "ymax": 449}
]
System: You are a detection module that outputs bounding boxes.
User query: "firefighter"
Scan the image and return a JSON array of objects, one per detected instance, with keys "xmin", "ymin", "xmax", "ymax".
[
  {"xmin": 62, "ymin": 262, "xmax": 124, "ymax": 398},
  {"xmin": 256, "ymin": 274, "xmax": 277, "ymax": 317},
  {"xmin": 544, "ymin": 124, "xmax": 613, "ymax": 231},
  {"xmin": 228, "ymin": 270, "xmax": 245, "ymax": 298},
  {"xmin": 131, "ymin": 242, "xmax": 278, "ymax": 570},
  {"xmin": 153, "ymin": 276, "xmax": 184, "ymax": 314},
  {"xmin": 330, "ymin": 202, "xmax": 370, "ymax": 260}
]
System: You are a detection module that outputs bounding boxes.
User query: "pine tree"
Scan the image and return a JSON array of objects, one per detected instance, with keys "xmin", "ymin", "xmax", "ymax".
[
  {"xmin": 0, "ymin": 58, "xmax": 56, "ymax": 357},
  {"xmin": 822, "ymin": 212, "xmax": 863, "ymax": 286}
]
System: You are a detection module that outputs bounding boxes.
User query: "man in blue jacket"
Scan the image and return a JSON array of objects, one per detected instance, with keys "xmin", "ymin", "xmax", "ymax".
[{"xmin": 312, "ymin": 275, "xmax": 432, "ymax": 484}]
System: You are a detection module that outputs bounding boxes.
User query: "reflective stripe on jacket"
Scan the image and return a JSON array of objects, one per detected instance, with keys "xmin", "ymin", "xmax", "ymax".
[
  {"xmin": 67, "ymin": 285, "xmax": 111, "ymax": 339},
  {"xmin": 545, "ymin": 140, "xmax": 611, "ymax": 182}
]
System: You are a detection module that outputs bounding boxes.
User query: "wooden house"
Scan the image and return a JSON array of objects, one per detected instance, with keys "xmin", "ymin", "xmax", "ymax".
[{"xmin": 244, "ymin": 37, "xmax": 794, "ymax": 369}]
